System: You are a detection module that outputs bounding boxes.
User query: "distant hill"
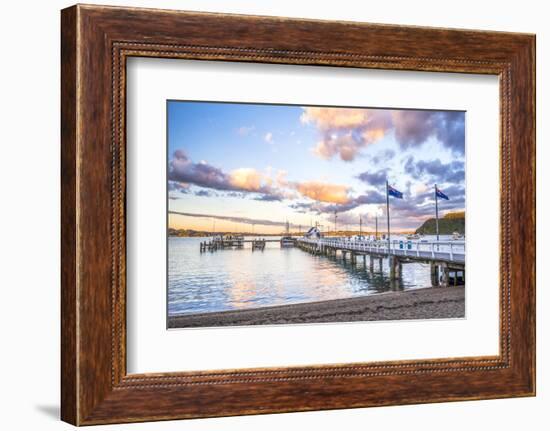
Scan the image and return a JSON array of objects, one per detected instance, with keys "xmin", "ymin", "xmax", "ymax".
[
  {"xmin": 415, "ymin": 212, "xmax": 465, "ymax": 235},
  {"xmin": 168, "ymin": 228, "xmax": 214, "ymax": 237}
]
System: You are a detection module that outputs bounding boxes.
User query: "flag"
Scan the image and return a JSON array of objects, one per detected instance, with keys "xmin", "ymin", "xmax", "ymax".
[
  {"xmin": 388, "ymin": 185, "xmax": 403, "ymax": 199},
  {"xmin": 436, "ymin": 187, "xmax": 449, "ymax": 200}
]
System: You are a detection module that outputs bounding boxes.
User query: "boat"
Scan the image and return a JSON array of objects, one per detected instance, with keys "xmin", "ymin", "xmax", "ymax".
[
  {"xmin": 452, "ymin": 231, "xmax": 464, "ymax": 240},
  {"xmin": 304, "ymin": 226, "xmax": 322, "ymax": 239},
  {"xmin": 406, "ymin": 233, "xmax": 421, "ymax": 240},
  {"xmin": 280, "ymin": 219, "xmax": 296, "ymax": 247},
  {"xmin": 223, "ymin": 234, "xmax": 244, "ymax": 247},
  {"xmin": 280, "ymin": 236, "xmax": 295, "ymax": 247}
]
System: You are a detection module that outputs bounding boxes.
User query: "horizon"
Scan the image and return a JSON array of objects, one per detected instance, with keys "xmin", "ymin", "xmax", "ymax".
[{"xmin": 168, "ymin": 101, "xmax": 465, "ymax": 233}]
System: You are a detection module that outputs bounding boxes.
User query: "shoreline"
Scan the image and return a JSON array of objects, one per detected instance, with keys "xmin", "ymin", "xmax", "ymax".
[{"xmin": 168, "ymin": 286, "xmax": 465, "ymax": 329}]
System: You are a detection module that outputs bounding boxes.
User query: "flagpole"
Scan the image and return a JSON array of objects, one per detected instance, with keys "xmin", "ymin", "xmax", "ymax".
[
  {"xmin": 386, "ymin": 180, "xmax": 391, "ymax": 251},
  {"xmin": 435, "ymin": 184, "xmax": 440, "ymax": 243}
]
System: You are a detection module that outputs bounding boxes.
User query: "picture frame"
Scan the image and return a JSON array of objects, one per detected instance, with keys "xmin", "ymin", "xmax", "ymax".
[{"xmin": 61, "ymin": 4, "xmax": 535, "ymax": 425}]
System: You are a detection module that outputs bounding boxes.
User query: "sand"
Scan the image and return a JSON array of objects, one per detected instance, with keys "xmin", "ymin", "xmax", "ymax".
[{"xmin": 168, "ymin": 286, "xmax": 465, "ymax": 328}]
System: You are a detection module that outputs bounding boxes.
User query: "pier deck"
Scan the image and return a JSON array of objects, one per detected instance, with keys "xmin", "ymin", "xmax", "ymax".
[
  {"xmin": 296, "ymin": 237, "xmax": 465, "ymax": 287},
  {"xmin": 298, "ymin": 238, "xmax": 464, "ymax": 264}
]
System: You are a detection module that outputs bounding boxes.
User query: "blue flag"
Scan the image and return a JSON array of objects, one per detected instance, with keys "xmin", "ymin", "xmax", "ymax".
[
  {"xmin": 388, "ymin": 185, "xmax": 403, "ymax": 199},
  {"xmin": 436, "ymin": 187, "xmax": 449, "ymax": 200}
]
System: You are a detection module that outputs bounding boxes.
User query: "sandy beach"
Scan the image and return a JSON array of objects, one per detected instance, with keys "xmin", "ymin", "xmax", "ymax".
[{"xmin": 168, "ymin": 286, "xmax": 465, "ymax": 328}]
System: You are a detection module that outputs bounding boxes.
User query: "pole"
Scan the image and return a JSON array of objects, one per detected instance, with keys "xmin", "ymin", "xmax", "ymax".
[
  {"xmin": 375, "ymin": 215, "xmax": 378, "ymax": 240},
  {"xmin": 334, "ymin": 210, "xmax": 337, "ymax": 235},
  {"xmin": 359, "ymin": 215, "xmax": 362, "ymax": 236},
  {"xmin": 386, "ymin": 180, "xmax": 391, "ymax": 251},
  {"xmin": 435, "ymin": 184, "xmax": 440, "ymax": 243}
]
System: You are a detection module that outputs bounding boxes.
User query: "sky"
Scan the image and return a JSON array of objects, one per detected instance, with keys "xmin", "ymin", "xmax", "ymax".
[{"xmin": 167, "ymin": 101, "xmax": 465, "ymax": 234}]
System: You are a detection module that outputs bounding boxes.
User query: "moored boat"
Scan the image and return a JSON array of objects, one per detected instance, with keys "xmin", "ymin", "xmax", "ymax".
[
  {"xmin": 280, "ymin": 236, "xmax": 295, "ymax": 247},
  {"xmin": 452, "ymin": 231, "xmax": 464, "ymax": 240}
]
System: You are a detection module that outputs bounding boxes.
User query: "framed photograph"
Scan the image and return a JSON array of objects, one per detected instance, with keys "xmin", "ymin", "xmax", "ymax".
[
  {"xmin": 61, "ymin": 4, "xmax": 535, "ymax": 425},
  {"xmin": 165, "ymin": 100, "xmax": 467, "ymax": 329}
]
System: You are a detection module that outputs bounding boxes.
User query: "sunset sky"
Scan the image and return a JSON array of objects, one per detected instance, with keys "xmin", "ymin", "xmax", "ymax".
[{"xmin": 167, "ymin": 101, "xmax": 465, "ymax": 234}]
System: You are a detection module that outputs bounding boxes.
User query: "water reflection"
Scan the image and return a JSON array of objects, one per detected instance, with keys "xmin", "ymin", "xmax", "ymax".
[{"xmin": 168, "ymin": 237, "xmax": 433, "ymax": 316}]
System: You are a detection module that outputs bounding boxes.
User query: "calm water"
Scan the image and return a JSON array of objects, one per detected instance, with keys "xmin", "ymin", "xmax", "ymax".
[{"xmin": 168, "ymin": 235, "xmax": 458, "ymax": 317}]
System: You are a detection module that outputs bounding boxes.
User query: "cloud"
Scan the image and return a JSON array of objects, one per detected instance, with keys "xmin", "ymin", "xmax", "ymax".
[
  {"xmin": 168, "ymin": 180, "xmax": 190, "ymax": 193},
  {"xmin": 290, "ymin": 190, "xmax": 385, "ymax": 215},
  {"xmin": 275, "ymin": 170, "xmax": 288, "ymax": 187},
  {"xmin": 163, "ymin": 157, "xmax": 387, "ymax": 213},
  {"xmin": 311, "ymin": 133, "xmax": 362, "ymax": 162},
  {"xmin": 264, "ymin": 132, "xmax": 273, "ymax": 143},
  {"xmin": 404, "ymin": 157, "xmax": 465, "ymax": 184},
  {"xmin": 392, "ymin": 111, "xmax": 465, "ymax": 154},
  {"xmin": 237, "ymin": 125, "xmax": 254, "ymax": 136},
  {"xmin": 253, "ymin": 194, "xmax": 283, "ymax": 202},
  {"xmin": 311, "ymin": 184, "xmax": 464, "ymax": 230},
  {"xmin": 169, "ymin": 150, "xmax": 274, "ymax": 196},
  {"xmin": 357, "ymin": 168, "xmax": 389, "ymax": 187},
  {"xmin": 168, "ymin": 150, "xmax": 301, "ymax": 202},
  {"xmin": 229, "ymin": 168, "xmax": 264, "ymax": 192},
  {"xmin": 301, "ymin": 107, "xmax": 387, "ymax": 130},
  {"xmin": 302, "ymin": 107, "xmax": 465, "ymax": 161},
  {"xmin": 292, "ymin": 181, "xmax": 351, "ymax": 204},
  {"xmin": 319, "ymin": 193, "xmax": 382, "ymax": 213},
  {"xmin": 168, "ymin": 180, "xmax": 190, "ymax": 200},
  {"xmin": 434, "ymin": 112, "xmax": 466, "ymax": 154},
  {"xmin": 225, "ymin": 192, "xmax": 246, "ymax": 198},
  {"xmin": 169, "ymin": 150, "xmax": 235, "ymax": 191},
  {"xmin": 302, "ymin": 108, "xmax": 392, "ymax": 162},
  {"xmin": 391, "ymin": 111, "xmax": 433, "ymax": 148},
  {"xmin": 332, "ymin": 211, "xmax": 371, "ymax": 228},
  {"xmin": 194, "ymin": 189, "xmax": 215, "ymax": 197},
  {"xmin": 169, "ymin": 210, "xmax": 298, "ymax": 228},
  {"xmin": 370, "ymin": 149, "xmax": 396, "ymax": 164},
  {"xmin": 377, "ymin": 183, "xmax": 465, "ymax": 229}
]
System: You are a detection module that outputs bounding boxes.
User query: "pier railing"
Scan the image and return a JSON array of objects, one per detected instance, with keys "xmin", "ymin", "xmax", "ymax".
[{"xmin": 298, "ymin": 237, "xmax": 465, "ymax": 264}]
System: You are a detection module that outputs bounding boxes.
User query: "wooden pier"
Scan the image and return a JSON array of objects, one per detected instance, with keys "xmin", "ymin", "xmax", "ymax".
[
  {"xmin": 251, "ymin": 239, "xmax": 266, "ymax": 251},
  {"xmin": 200, "ymin": 237, "xmax": 287, "ymax": 252},
  {"xmin": 297, "ymin": 237, "xmax": 465, "ymax": 287}
]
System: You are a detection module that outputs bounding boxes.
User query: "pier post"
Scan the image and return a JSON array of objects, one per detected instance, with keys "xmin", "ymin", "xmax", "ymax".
[
  {"xmin": 389, "ymin": 256, "xmax": 401, "ymax": 280},
  {"xmin": 379, "ymin": 258, "xmax": 383, "ymax": 272},
  {"xmin": 431, "ymin": 263, "xmax": 439, "ymax": 286},
  {"xmin": 442, "ymin": 263, "xmax": 450, "ymax": 287},
  {"xmin": 369, "ymin": 255, "xmax": 374, "ymax": 272}
]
